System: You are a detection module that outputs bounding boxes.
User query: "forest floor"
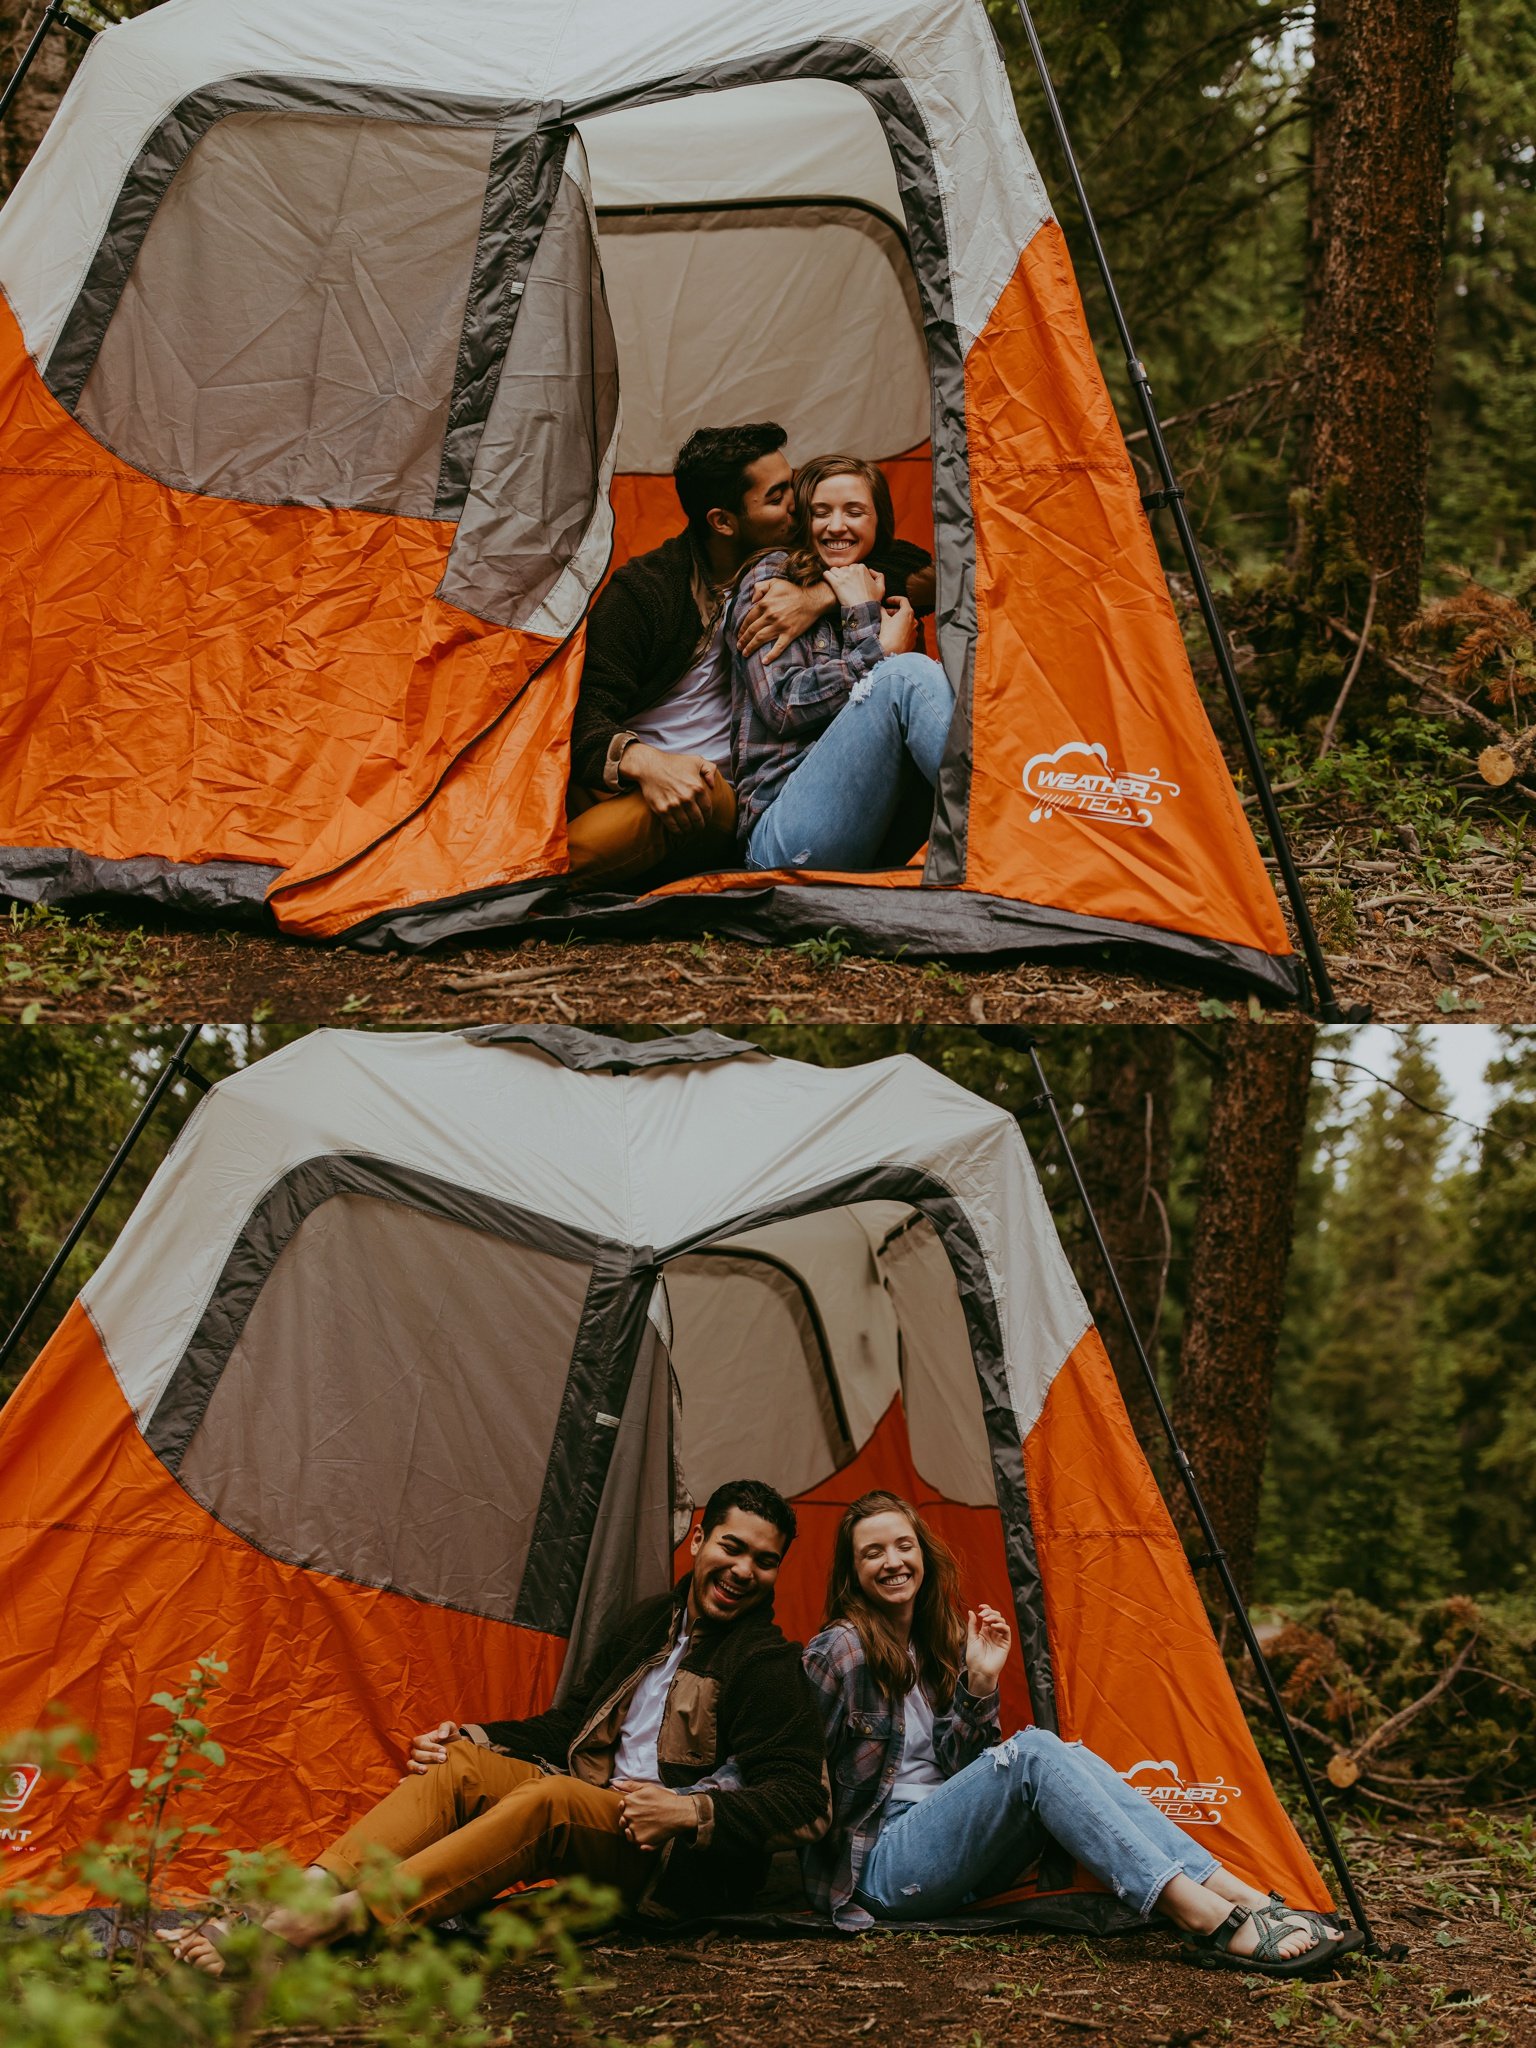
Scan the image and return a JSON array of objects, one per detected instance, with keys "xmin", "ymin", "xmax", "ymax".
[
  {"xmin": 485, "ymin": 1809, "xmax": 1533, "ymax": 2048},
  {"xmin": 1, "ymin": 787, "xmax": 1531, "ymax": 1028}
]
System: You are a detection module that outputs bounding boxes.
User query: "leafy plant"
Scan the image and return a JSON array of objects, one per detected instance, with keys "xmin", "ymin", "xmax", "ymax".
[
  {"xmin": 789, "ymin": 928, "xmax": 853, "ymax": 970},
  {"xmin": 2, "ymin": 904, "xmax": 159, "ymax": 1021},
  {"xmin": 0, "ymin": 1668, "xmax": 629, "ymax": 2047}
]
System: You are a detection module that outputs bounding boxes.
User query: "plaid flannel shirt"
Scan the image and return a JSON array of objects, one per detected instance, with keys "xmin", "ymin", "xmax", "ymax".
[
  {"xmin": 800, "ymin": 1621, "xmax": 1001, "ymax": 1929},
  {"xmin": 725, "ymin": 551, "xmax": 887, "ymax": 848}
]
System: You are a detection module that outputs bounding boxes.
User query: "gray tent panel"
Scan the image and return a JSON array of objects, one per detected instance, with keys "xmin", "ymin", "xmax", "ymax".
[
  {"xmin": 438, "ymin": 161, "xmax": 619, "ymax": 626},
  {"xmin": 76, "ymin": 112, "xmax": 495, "ymax": 515},
  {"xmin": 176, "ymin": 1193, "xmax": 593, "ymax": 1624}
]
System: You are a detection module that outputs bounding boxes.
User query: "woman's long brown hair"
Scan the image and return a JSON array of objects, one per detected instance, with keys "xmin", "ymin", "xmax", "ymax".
[
  {"xmin": 776, "ymin": 454, "xmax": 896, "ymax": 588},
  {"xmin": 824, "ymin": 1490, "xmax": 966, "ymax": 1705}
]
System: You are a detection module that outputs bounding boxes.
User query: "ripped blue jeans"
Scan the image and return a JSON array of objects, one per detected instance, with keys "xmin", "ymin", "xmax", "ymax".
[
  {"xmin": 744, "ymin": 652, "xmax": 954, "ymax": 872},
  {"xmin": 855, "ymin": 1727, "xmax": 1219, "ymax": 1921}
]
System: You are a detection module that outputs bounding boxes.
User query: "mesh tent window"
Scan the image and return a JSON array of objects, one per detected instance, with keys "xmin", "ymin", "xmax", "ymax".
[{"xmin": 75, "ymin": 112, "xmax": 498, "ymax": 515}]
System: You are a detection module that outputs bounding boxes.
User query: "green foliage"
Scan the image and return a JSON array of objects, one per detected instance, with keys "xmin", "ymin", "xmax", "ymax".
[
  {"xmin": 1440, "ymin": 1034, "xmax": 1536, "ymax": 1593},
  {"xmin": 787, "ymin": 928, "xmax": 853, "ymax": 970},
  {"xmin": 0, "ymin": 1669, "xmax": 626, "ymax": 2048},
  {"xmin": 1259, "ymin": 1035, "xmax": 1463, "ymax": 1607},
  {"xmin": 1247, "ymin": 1591, "xmax": 1536, "ymax": 1804},
  {"xmin": 1261, "ymin": 1029, "xmax": 1536, "ymax": 1611},
  {"xmin": 1427, "ymin": 0, "xmax": 1536, "ymax": 574},
  {"xmin": 3, "ymin": 905, "xmax": 159, "ymax": 1023}
]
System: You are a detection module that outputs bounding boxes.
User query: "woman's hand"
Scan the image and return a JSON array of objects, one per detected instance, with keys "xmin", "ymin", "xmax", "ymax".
[
  {"xmin": 965, "ymin": 1605, "xmax": 1011, "ymax": 1695},
  {"xmin": 878, "ymin": 596, "xmax": 917, "ymax": 656},
  {"xmin": 824, "ymin": 563, "xmax": 885, "ymax": 609},
  {"xmin": 405, "ymin": 1719, "xmax": 457, "ymax": 1775}
]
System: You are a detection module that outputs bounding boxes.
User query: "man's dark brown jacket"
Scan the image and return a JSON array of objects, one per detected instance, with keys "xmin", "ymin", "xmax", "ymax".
[{"xmin": 463, "ymin": 1584, "xmax": 827, "ymax": 1916}]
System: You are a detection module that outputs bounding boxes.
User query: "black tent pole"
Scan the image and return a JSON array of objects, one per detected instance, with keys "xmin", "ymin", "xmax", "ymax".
[
  {"xmin": 0, "ymin": 0, "xmax": 99, "ymax": 127},
  {"xmin": 0, "ymin": 1023, "xmax": 208, "ymax": 1378},
  {"xmin": 980, "ymin": 1025, "xmax": 1375, "ymax": 1945},
  {"xmin": 1007, "ymin": 2, "xmax": 1344, "ymax": 1024}
]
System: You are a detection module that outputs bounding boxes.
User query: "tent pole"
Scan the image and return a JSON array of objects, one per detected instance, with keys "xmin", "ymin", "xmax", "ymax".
[
  {"xmin": 1006, "ymin": 2, "xmax": 1346, "ymax": 1024},
  {"xmin": 981, "ymin": 1025, "xmax": 1376, "ymax": 1945},
  {"xmin": 0, "ymin": 1023, "xmax": 208, "ymax": 1378},
  {"xmin": 0, "ymin": 0, "xmax": 99, "ymax": 126}
]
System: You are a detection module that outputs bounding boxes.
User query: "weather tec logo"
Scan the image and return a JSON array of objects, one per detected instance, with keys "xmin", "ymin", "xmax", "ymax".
[
  {"xmin": 1023, "ymin": 740, "xmax": 1181, "ymax": 830},
  {"xmin": 1120, "ymin": 1758, "xmax": 1241, "ymax": 1828},
  {"xmin": 1, "ymin": 1763, "xmax": 41, "ymax": 1850}
]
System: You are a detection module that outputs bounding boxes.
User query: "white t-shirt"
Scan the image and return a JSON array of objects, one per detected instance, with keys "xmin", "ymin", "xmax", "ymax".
[
  {"xmin": 626, "ymin": 612, "xmax": 733, "ymax": 765},
  {"xmin": 611, "ymin": 1624, "xmax": 691, "ymax": 1783},
  {"xmin": 890, "ymin": 1684, "xmax": 946, "ymax": 1803}
]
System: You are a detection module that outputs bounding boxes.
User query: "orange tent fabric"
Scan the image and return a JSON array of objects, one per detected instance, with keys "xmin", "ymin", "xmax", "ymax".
[{"xmin": 0, "ymin": 1, "xmax": 1304, "ymax": 998}]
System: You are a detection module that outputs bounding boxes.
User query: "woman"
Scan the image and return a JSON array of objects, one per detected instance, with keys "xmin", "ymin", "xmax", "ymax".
[
  {"xmin": 727, "ymin": 455, "xmax": 953, "ymax": 872},
  {"xmin": 801, "ymin": 1491, "xmax": 1362, "ymax": 1976}
]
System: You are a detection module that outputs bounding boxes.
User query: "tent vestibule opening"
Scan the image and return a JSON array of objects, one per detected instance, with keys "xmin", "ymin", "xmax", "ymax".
[
  {"xmin": 0, "ymin": 0, "xmax": 1307, "ymax": 994},
  {"xmin": 0, "ymin": 1030, "xmax": 1331, "ymax": 1927}
]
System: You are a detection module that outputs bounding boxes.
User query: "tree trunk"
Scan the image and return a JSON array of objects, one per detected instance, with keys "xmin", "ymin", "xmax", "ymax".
[
  {"xmin": 1, "ymin": 0, "xmax": 86, "ymax": 201},
  {"xmin": 1173, "ymin": 1024, "xmax": 1314, "ymax": 1606},
  {"xmin": 1303, "ymin": 0, "xmax": 1461, "ymax": 646},
  {"xmin": 1074, "ymin": 1028, "xmax": 1175, "ymax": 1465}
]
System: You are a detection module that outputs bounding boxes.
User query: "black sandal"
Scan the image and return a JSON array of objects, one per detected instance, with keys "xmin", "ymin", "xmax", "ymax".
[{"xmin": 1182, "ymin": 1903, "xmax": 1360, "ymax": 1978}]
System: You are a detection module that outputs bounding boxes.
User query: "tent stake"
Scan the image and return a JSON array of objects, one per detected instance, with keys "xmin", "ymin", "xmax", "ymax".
[
  {"xmin": 0, "ymin": 0, "xmax": 100, "ymax": 127},
  {"xmin": 0, "ymin": 1023, "xmax": 208, "ymax": 1378},
  {"xmin": 984, "ymin": 1026, "xmax": 1376, "ymax": 1946},
  {"xmin": 1007, "ymin": 1, "xmax": 1348, "ymax": 1023}
]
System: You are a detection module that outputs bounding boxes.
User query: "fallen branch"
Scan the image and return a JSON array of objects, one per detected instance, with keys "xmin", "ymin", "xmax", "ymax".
[
  {"xmin": 1346, "ymin": 1636, "xmax": 1478, "ymax": 1770},
  {"xmin": 1318, "ymin": 571, "xmax": 1380, "ymax": 760}
]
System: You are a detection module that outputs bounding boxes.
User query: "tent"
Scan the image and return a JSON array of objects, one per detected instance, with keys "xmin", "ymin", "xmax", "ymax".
[
  {"xmin": 0, "ymin": 0, "xmax": 1315, "ymax": 1001},
  {"xmin": 0, "ymin": 1026, "xmax": 1331, "ymax": 1924}
]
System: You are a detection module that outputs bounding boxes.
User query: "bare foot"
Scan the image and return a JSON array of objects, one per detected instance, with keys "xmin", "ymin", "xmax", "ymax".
[
  {"xmin": 1160, "ymin": 1873, "xmax": 1316, "ymax": 1961},
  {"xmin": 1205, "ymin": 1866, "xmax": 1344, "ymax": 1932},
  {"xmin": 1222, "ymin": 1906, "xmax": 1316, "ymax": 1962}
]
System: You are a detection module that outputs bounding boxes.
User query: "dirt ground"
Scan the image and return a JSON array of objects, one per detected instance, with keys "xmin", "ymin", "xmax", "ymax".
[
  {"xmin": 486, "ymin": 1812, "xmax": 1533, "ymax": 2048},
  {"xmin": 1, "ymin": 796, "xmax": 1533, "ymax": 1028}
]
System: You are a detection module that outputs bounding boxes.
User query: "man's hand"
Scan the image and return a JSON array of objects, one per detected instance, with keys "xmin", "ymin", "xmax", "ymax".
[
  {"xmin": 405, "ymin": 1719, "xmax": 457, "ymax": 1776},
  {"xmin": 877, "ymin": 596, "xmax": 918, "ymax": 656},
  {"xmin": 824, "ymin": 563, "xmax": 885, "ymax": 609},
  {"xmin": 613, "ymin": 1779, "xmax": 701, "ymax": 1852},
  {"xmin": 906, "ymin": 563, "xmax": 937, "ymax": 616},
  {"xmin": 965, "ymin": 1605, "xmax": 1011, "ymax": 1696},
  {"xmin": 620, "ymin": 742, "xmax": 720, "ymax": 836},
  {"xmin": 736, "ymin": 577, "xmax": 836, "ymax": 663}
]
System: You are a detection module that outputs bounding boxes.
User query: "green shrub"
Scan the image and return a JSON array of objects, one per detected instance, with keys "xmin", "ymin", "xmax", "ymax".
[{"xmin": 1, "ymin": 1662, "xmax": 626, "ymax": 2047}]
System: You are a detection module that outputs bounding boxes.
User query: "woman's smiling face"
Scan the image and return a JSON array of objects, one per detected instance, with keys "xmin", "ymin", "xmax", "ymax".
[
  {"xmin": 808, "ymin": 472, "xmax": 878, "ymax": 568},
  {"xmin": 852, "ymin": 1508, "xmax": 925, "ymax": 1619}
]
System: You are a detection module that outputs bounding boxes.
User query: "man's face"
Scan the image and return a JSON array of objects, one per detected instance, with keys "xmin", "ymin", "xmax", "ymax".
[
  {"xmin": 688, "ymin": 1506, "xmax": 786, "ymax": 1623},
  {"xmin": 719, "ymin": 451, "xmax": 794, "ymax": 556}
]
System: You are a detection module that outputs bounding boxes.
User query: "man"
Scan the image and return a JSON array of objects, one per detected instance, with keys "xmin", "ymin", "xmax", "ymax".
[
  {"xmin": 168, "ymin": 1479, "xmax": 825, "ymax": 1966},
  {"xmin": 567, "ymin": 422, "xmax": 934, "ymax": 890}
]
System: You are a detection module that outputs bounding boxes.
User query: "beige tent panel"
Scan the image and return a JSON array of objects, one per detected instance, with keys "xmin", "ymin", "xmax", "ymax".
[{"xmin": 598, "ymin": 204, "xmax": 928, "ymax": 472}]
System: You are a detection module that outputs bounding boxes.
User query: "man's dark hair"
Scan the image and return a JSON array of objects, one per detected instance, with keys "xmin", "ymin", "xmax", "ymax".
[
  {"xmin": 674, "ymin": 423, "xmax": 788, "ymax": 536},
  {"xmin": 700, "ymin": 1478, "xmax": 797, "ymax": 1551}
]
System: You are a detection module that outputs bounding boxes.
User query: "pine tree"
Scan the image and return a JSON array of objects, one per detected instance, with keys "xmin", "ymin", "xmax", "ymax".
[
  {"xmin": 1258, "ymin": 1031, "xmax": 1461, "ymax": 1605},
  {"xmin": 1440, "ymin": 1030, "xmax": 1536, "ymax": 1597}
]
